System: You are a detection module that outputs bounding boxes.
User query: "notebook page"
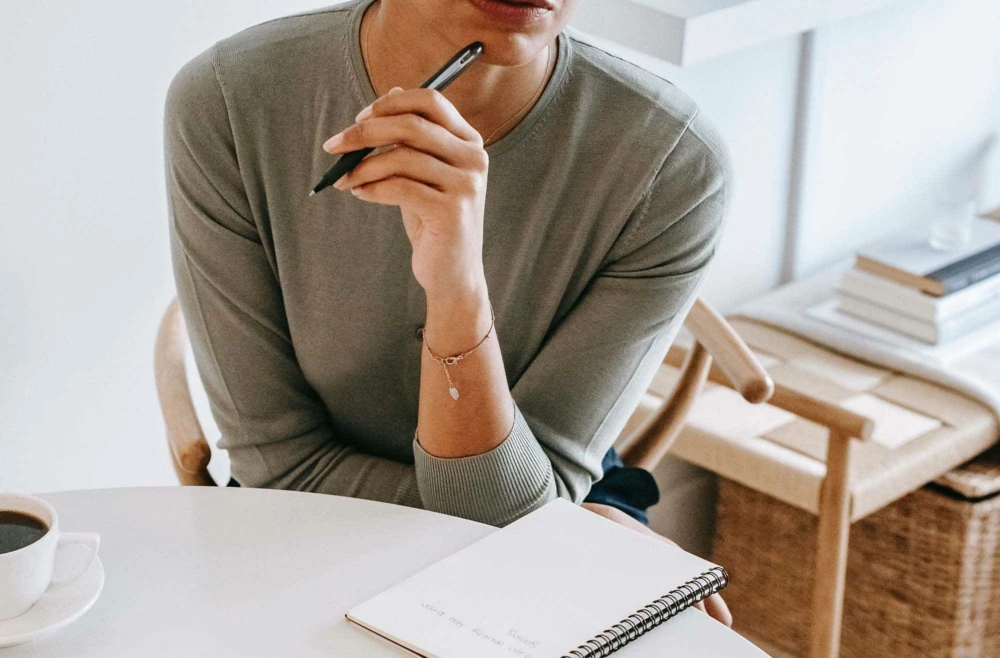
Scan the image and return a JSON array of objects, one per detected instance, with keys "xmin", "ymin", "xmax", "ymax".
[{"xmin": 346, "ymin": 498, "xmax": 721, "ymax": 658}]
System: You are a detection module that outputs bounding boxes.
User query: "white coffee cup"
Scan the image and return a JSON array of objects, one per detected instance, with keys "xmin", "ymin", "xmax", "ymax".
[{"xmin": 0, "ymin": 492, "xmax": 100, "ymax": 621}]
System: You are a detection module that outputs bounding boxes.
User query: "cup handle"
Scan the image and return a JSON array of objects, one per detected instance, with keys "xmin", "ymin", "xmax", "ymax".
[{"xmin": 46, "ymin": 532, "xmax": 101, "ymax": 592}]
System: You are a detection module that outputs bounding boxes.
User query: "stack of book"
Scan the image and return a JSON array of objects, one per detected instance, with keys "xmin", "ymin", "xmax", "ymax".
[{"xmin": 837, "ymin": 217, "xmax": 1000, "ymax": 345}]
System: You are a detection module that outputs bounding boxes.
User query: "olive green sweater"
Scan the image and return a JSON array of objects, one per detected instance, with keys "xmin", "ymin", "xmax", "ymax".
[{"xmin": 164, "ymin": 0, "xmax": 731, "ymax": 527}]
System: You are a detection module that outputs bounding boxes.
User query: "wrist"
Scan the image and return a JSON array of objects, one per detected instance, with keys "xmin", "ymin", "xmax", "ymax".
[
  {"xmin": 423, "ymin": 274, "xmax": 493, "ymax": 355},
  {"xmin": 425, "ymin": 267, "xmax": 488, "ymax": 315},
  {"xmin": 424, "ymin": 265, "xmax": 487, "ymax": 304}
]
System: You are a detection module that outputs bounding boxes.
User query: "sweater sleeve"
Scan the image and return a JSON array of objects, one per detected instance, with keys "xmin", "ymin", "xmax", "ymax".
[
  {"xmin": 412, "ymin": 112, "xmax": 732, "ymax": 527},
  {"xmin": 164, "ymin": 46, "xmax": 421, "ymax": 507}
]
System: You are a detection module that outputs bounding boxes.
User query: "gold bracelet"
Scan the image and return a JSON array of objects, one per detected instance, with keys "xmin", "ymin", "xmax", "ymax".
[{"xmin": 423, "ymin": 302, "xmax": 496, "ymax": 400}]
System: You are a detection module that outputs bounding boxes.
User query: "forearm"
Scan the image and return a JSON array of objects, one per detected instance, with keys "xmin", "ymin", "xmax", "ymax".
[
  {"xmin": 416, "ymin": 275, "xmax": 515, "ymax": 458},
  {"xmin": 243, "ymin": 431, "xmax": 423, "ymax": 508},
  {"xmin": 412, "ymin": 274, "xmax": 559, "ymax": 526}
]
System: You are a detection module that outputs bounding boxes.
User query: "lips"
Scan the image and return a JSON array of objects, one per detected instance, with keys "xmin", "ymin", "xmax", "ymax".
[
  {"xmin": 470, "ymin": 0, "xmax": 554, "ymax": 24},
  {"xmin": 499, "ymin": 0, "xmax": 554, "ymax": 7}
]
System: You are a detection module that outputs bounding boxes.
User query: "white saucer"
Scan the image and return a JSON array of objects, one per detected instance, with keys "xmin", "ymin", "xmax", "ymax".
[{"xmin": 0, "ymin": 556, "xmax": 105, "ymax": 648}]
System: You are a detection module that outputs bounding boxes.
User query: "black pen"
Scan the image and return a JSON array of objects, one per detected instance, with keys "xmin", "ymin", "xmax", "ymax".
[{"xmin": 309, "ymin": 41, "xmax": 485, "ymax": 197}]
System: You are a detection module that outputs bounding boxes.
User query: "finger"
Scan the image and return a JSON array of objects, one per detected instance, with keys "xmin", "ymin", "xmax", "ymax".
[
  {"xmin": 356, "ymin": 87, "xmax": 482, "ymax": 144},
  {"xmin": 325, "ymin": 114, "xmax": 477, "ymax": 168},
  {"xmin": 350, "ymin": 175, "xmax": 444, "ymax": 215},
  {"xmin": 704, "ymin": 594, "xmax": 733, "ymax": 627},
  {"xmin": 336, "ymin": 145, "xmax": 456, "ymax": 192},
  {"xmin": 695, "ymin": 601, "xmax": 707, "ymax": 614}
]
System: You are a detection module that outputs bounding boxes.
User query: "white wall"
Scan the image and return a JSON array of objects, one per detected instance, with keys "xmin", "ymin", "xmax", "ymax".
[
  {"xmin": 0, "ymin": 1, "xmax": 320, "ymax": 492},
  {"xmin": 2, "ymin": 1, "xmax": 998, "ymax": 543},
  {"xmin": 799, "ymin": 0, "xmax": 1000, "ymax": 275}
]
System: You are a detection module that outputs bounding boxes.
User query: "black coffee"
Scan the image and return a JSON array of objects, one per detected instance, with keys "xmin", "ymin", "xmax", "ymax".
[{"xmin": 0, "ymin": 511, "xmax": 49, "ymax": 554}]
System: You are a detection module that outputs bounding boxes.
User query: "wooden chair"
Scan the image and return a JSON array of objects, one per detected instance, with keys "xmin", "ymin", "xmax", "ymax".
[
  {"xmin": 154, "ymin": 295, "xmax": 871, "ymax": 658},
  {"xmin": 154, "ymin": 298, "xmax": 215, "ymax": 486},
  {"xmin": 617, "ymin": 299, "xmax": 874, "ymax": 658}
]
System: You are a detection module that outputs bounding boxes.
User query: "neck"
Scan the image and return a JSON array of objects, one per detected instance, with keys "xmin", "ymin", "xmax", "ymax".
[{"xmin": 361, "ymin": 0, "xmax": 556, "ymax": 145}]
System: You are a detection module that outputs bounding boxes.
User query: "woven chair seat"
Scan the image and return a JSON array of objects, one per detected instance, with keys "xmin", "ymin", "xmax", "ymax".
[{"xmin": 620, "ymin": 318, "xmax": 999, "ymax": 522}]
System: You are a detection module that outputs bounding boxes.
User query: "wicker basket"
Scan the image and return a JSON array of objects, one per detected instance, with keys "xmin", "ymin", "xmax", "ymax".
[{"xmin": 712, "ymin": 445, "xmax": 1000, "ymax": 658}]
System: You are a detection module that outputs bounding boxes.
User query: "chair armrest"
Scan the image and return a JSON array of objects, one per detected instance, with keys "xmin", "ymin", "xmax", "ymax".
[
  {"xmin": 664, "ymin": 344, "xmax": 874, "ymax": 443},
  {"xmin": 154, "ymin": 298, "xmax": 214, "ymax": 485},
  {"xmin": 684, "ymin": 299, "xmax": 774, "ymax": 404}
]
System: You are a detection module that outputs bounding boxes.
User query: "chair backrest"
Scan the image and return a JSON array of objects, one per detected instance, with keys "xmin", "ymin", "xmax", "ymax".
[
  {"xmin": 154, "ymin": 295, "xmax": 774, "ymax": 485},
  {"xmin": 154, "ymin": 298, "xmax": 215, "ymax": 486}
]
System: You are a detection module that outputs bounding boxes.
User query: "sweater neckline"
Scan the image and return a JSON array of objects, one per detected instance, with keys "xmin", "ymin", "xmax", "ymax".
[{"xmin": 345, "ymin": 0, "xmax": 571, "ymax": 158}]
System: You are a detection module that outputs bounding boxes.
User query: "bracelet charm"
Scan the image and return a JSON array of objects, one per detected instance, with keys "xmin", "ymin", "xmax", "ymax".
[{"xmin": 423, "ymin": 303, "xmax": 496, "ymax": 401}]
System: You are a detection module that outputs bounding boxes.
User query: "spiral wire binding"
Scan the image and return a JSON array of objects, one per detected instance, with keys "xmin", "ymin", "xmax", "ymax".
[{"xmin": 562, "ymin": 566, "xmax": 729, "ymax": 658}]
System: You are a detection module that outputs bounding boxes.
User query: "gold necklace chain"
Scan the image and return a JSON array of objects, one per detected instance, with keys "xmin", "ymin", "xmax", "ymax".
[
  {"xmin": 481, "ymin": 45, "xmax": 550, "ymax": 146},
  {"xmin": 363, "ymin": 0, "xmax": 552, "ymax": 147}
]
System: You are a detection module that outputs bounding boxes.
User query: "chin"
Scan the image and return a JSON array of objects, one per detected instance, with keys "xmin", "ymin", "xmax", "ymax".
[
  {"xmin": 440, "ymin": 0, "xmax": 575, "ymax": 66},
  {"xmin": 473, "ymin": 32, "xmax": 550, "ymax": 66}
]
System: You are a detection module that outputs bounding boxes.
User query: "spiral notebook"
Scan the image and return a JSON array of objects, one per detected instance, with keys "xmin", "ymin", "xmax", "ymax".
[{"xmin": 347, "ymin": 498, "xmax": 757, "ymax": 658}]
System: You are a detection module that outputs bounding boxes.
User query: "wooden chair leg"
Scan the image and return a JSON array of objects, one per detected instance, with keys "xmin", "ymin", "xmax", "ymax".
[{"xmin": 810, "ymin": 429, "xmax": 852, "ymax": 658}]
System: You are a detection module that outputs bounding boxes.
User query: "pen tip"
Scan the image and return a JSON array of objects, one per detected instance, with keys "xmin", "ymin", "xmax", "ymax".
[{"xmin": 308, "ymin": 190, "xmax": 315, "ymax": 197}]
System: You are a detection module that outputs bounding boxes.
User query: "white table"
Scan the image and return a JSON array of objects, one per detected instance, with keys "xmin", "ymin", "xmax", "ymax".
[{"xmin": 5, "ymin": 487, "xmax": 765, "ymax": 657}]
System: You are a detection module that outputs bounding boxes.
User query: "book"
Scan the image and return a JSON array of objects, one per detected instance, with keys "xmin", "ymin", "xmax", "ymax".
[
  {"xmin": 855, "ymin": 217, "xmax": 1000, "ymax": 296},
  {"xmin": 805, "ymin": 298, "xmax": 1000, "ymax": 365},
  {"xmin": 837, "ymin": 292, "xmax": 1000, "ymax": 344},
  {"xmin": 839, "ymin": 268, "xmax": 1000, "ymax": 322},
  {"xmin": 346, "ymin": 498, "xmax": 759, "ymax": 658}
]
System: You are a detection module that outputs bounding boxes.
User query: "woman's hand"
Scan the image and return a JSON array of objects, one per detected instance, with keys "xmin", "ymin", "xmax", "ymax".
[
  {"xmin": 581, "ymin": 501, "xmax": 733, "ymax": 628},
  {"xmin": 322, "ymin": 87, "xmax": 490, "ymax": 300}
]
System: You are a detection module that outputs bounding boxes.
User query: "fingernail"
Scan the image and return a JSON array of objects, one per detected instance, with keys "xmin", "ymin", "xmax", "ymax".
[
  {"xmin": 323, "ymin": 133, "xmax": 344, "ymax": 151},
  {"xmin": 351, "ymin": 187, "xmax": 362, "ymax": 196},
  {"xmin": 333, "ymin": 178, "xmax": 347, "ymax": 190},
  {"xmin": 355, "ymin": 105, "xmax": 373, "ymax": 122},
  {"xmin": 389, "ymin": 86, "xmax": 403, "ymax": 94}
]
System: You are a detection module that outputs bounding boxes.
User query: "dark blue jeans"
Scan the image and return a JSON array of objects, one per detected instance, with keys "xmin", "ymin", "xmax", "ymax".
[
  {"xmin": 228, "ymin": 446, "xmax": 659, "ymax": 525},
  {"xmin": 581, "ymin": 446, "xmax": 660, "ymax": 525}
]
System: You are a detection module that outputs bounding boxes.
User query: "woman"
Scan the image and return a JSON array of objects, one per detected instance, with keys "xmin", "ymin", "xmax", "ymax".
[{"xmin": 165, "ymin": 0, "xmax": 731, "ymax": 623}]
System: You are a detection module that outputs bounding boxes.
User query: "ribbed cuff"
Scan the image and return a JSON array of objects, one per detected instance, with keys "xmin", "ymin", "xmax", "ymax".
[{"xmin": 413, "ymin": 403, "xmax": 556, "ymax": 527}]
